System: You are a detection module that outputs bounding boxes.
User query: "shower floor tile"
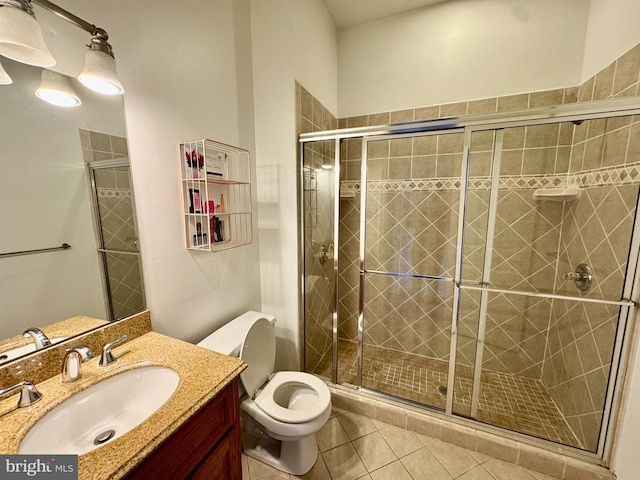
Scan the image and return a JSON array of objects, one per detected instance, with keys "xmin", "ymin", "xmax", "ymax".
[{"xmin": 313, "ymin": 340, "xmax": 581, "ymax": 449}]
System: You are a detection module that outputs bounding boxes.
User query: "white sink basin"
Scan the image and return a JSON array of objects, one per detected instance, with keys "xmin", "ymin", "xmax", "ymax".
[
  {"xmin": 19, "ymin": 366, "xmax": 179, "ymax": 455},
  {"xmin": 0, "ymin": 337, "xmax": 68, "ymax": 364}
]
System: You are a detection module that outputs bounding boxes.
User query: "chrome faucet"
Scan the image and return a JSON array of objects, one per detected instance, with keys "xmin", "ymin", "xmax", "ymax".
[
  {"xmin": 61, "ymin": 346, "xmax": 94, "ymax": 383},
  {"xmin": 23, "ymin": 327, "xmax": 51, "ymax": 350},
  {"xmin": 98, "ymin": 335, "xmax": 128, "ymax": 366},
  {"xmin": 0, "ymin": 381, "xmax": 42, "ymax": 407}
]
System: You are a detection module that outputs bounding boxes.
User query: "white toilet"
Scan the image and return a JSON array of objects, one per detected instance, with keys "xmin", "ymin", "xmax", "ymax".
[{"xmin": 197, "ymin": 311, "xmax": 331, "ymax": 475}]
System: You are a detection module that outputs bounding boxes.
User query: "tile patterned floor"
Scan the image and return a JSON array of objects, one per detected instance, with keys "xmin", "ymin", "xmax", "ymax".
[
  {"xmin": 313, "ymin": 341, "xmax": 579, "ymax": 448},
  {"xmin": 241, "ymin": 406, "xmax": 562, "ymax": 480}
]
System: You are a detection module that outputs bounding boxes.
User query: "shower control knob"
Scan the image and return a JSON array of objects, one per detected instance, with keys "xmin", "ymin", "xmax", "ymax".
[{"xmin": 564, "ymin": 263, "xmax": 592, "ymax": 291}]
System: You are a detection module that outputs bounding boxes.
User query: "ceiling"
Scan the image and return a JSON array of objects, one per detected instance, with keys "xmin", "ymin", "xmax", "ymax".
[{"xmin": 322, "ymin": 0, "xmax": 446, "ymax": 30}]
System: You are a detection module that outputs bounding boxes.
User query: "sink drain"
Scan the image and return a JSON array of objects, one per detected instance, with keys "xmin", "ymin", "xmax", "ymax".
[{"xmin": 94, "ymin": 429, "xmax": 116, "ymax": 445}]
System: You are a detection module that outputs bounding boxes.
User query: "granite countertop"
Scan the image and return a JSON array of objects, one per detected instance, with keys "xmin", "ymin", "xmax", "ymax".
[
  {"xmin": 0, "ymin": 316, "xmax": 109, "ymax": 355},
  {"xmin": 0, "ymin": 331, "xmax": 245, "ymax": 480}
]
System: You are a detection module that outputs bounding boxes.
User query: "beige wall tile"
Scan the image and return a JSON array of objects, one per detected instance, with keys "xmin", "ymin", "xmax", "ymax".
[
  {"xmin": 441, "ymin": 422, "xmax": 478, "ymax": 451},
  {"xmin": 593, "ymin": 62, "xmax": 616, "ymax": 100},
  {"xmin": 374, "ymin": 403, "xmax": 408, "ymax": 429},
  {"xmin": 476, "ymin": 431, "xmax": 518, "ymax": 464},
  {"xmin": 369, "ymin": 112, "xmax": 390, "ymax": 126},
  {"xmin": 517, "ymin": 443, "xmax": 565, "ymax": 479},
  {"xmin": 390, "ymin": 109, "xmax": 415, "ymax": 123},
  {"xmin": 497, "ymin": 93, "xmax": 529, "ymax": 112},
  {"xmin": 390, "ymin": 138, "xmax": 413, "ymax": 157},
  {"xmin": 613, "ymin": 44, "xmax": 640, "ymax": 95},
  {"xmin": 564, "ymin": 457, "xmax": 614, "ymax": 480},
  {"xmin": 530, "ymin": 89, "xmax": 565, "ymax": 108},
  {"xmin": 441, "ymin": 101, "xmax": 468, "ymax": 117},
  {"xmin": 415, "ymin": 105, "xmax": 440, "ymax": 120},
  {"xmin": 468, "ymin": 98, "xmax": 498, "ymax": 115}
]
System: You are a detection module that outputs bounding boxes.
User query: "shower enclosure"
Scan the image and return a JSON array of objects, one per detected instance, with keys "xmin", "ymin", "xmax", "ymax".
[{"xmin": 301, "ymin": 98, "xmax": 640, "ymax": 459}]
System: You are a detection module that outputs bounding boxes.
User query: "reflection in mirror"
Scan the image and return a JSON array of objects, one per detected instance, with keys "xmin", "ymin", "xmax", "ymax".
[{"xmin": 0, "ymin": 58, "xmax": 145, "ymax": 362}]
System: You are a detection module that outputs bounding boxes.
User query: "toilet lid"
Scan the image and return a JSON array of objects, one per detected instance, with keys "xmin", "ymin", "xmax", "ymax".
[{"xmin": 239, "ymin": 317, "xmax": 275, "ymax": 398}]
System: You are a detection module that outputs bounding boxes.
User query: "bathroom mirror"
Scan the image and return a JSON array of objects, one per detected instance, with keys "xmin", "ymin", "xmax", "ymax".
[{"xmin": 0, "ymin": 58, "xmax": 145, "ymax": 359}]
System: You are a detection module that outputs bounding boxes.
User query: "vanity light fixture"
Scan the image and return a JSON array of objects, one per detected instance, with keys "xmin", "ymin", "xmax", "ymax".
[
  {"xmin": 0, "ymin": 0, "xmax": 55, "ymax": 67},
  {"xmin": 0, "ymin": 0, "xmax": 124, "ymax": 94},
  {"xmin": 77, "ymin": 31, "xmax": 124, "ymax": 95},
  {"xmin": 0, "ymin": 58, "xmax": 12, "ymax": 84},
  {"xmin": 35, "ymin": 69, "xmax": 81, "ymax": 107}
]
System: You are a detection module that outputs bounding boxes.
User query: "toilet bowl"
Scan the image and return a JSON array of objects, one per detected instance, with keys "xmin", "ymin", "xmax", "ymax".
[{"xmin": 197, "ymin": 311, "xmax": 331, "ymax": 475}]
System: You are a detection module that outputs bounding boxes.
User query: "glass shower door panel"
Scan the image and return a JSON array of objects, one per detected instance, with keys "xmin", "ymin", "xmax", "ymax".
[
  {"xmin": 302, "ymin": 141, "xmax": 336, "ymax": 381},
  {"xmin": 457, "ymin": 115, "xmax": 640, "ymax": 452},
  {"xmin": 466, "ymin": 290, "xmax": 620, "ymax": 452},
  {"xmin": 364, "ymin": 133, "xmax": 464, "ymax": 279},
  {"xmin": 360, "ymin": 274, "xmax": 454, "ymax": 409},
  {"xmin": 463, "ymin": 120, "xmax": 640, "ymax": 292}
]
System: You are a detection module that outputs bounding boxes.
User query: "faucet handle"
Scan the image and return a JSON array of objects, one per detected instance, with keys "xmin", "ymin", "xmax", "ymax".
[
  {"xmin": 61, "ymin": 346, "xmax": 94, "ymax": 383},
  {"xmin": 99, "ymin": 335, "xmax": 128, "ymax": 366},
  {"xmin": 0, "ymin": 381, "xmax": 42, "ymax": 407}
]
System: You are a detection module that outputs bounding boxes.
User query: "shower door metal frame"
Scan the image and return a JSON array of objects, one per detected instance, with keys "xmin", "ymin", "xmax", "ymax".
[{"xmin": 299, "ymin": 95, "xmax": 640, "ymax": 465}]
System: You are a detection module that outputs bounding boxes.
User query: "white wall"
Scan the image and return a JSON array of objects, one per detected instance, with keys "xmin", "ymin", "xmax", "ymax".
[
  {"xmin": 43, "ymin": 0, "xmax": 263, "ymax": 343},
  {"xmin": 250, "ymin": 0, "xmax": 337, "ymax": 369},
  {"xmin": 582, "ymin": 0, "xmax": 640, "ymax": 81},
  {"xmin": 337, "ymin": 0, "xmax": 590, "ymax": 118}
]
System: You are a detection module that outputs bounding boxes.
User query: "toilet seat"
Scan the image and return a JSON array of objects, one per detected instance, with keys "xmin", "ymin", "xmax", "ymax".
[
  {"xmin": 255, "ymin": 371, "xmax": 331, "ymax": 424},
  {"xmin": 239, "ymin": 317, "xmax": 331, "ymax": 425}
]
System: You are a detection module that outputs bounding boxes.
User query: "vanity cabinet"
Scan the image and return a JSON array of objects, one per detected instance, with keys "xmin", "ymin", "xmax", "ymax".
[
  {"xmin": 124, "ymin": 377, "xmax": 242, "ymax": 480},
  {"xmin": 179, "ymin": 139, "xmax": 252, "ymax": 252}
]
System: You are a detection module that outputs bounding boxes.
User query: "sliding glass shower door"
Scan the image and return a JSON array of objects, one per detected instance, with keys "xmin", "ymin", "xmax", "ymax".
[
  {"xmin": 301, "ymin": 104, "xmax": 640, "ymax": 457},
  {"xmin": 455, "ymin": 119, "xmax": 640, "ymax": 452},
  {"xmin": 355, "ymin": 132, "xmax": 464, "ymax": 410}
]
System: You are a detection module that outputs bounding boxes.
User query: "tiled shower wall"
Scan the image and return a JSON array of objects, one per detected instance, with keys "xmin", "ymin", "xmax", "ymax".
[
  {"xmin": 80, "ymin": 129, "xmax": 145, "ymax": 320},
  {"xmin": 299, "ymin": 43, "xmax": 640, "ymax": 449},
  {"xmin": 542, "ymin": 43, "xmax": 640, "ymax": 449}
]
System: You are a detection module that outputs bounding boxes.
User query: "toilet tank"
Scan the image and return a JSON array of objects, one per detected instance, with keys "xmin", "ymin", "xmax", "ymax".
[{"xmin": 197, "ymin": 311, "xmax": 276, "ymax": 357}]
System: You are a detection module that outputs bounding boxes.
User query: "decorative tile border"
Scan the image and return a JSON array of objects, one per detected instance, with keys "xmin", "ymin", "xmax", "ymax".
[
  {"xmin": 97, "ymin": 188, "xmax": 132, "ymax": 198},
  {"xmin": 341, "ymin": 163, "xmax": 640, "ymax": 194},
  {"xmin": 569, "ymin": 163, "xmax": 640, "ymax": 187}
]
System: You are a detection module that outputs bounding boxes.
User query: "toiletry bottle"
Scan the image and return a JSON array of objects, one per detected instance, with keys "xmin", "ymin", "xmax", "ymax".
[{"xmin": 220, "ymin": 194, "xmax": 225, "ymax": 212}]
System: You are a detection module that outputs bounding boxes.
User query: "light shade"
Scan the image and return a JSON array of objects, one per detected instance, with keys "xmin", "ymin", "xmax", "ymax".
[
  {"xmin": 0, "ymin": 58, "xmax": 12, "ymax": 85},
  {"xmin": 78, "ymin": 48, "xmax": 124, "ymax": 95},
  {"xmin": 35, "ymin": 69, "xmax": 81, "ymax": 107},
  {"xmin": 0, "ymin": 3, "xmax": 55, "ymax": 67}
]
